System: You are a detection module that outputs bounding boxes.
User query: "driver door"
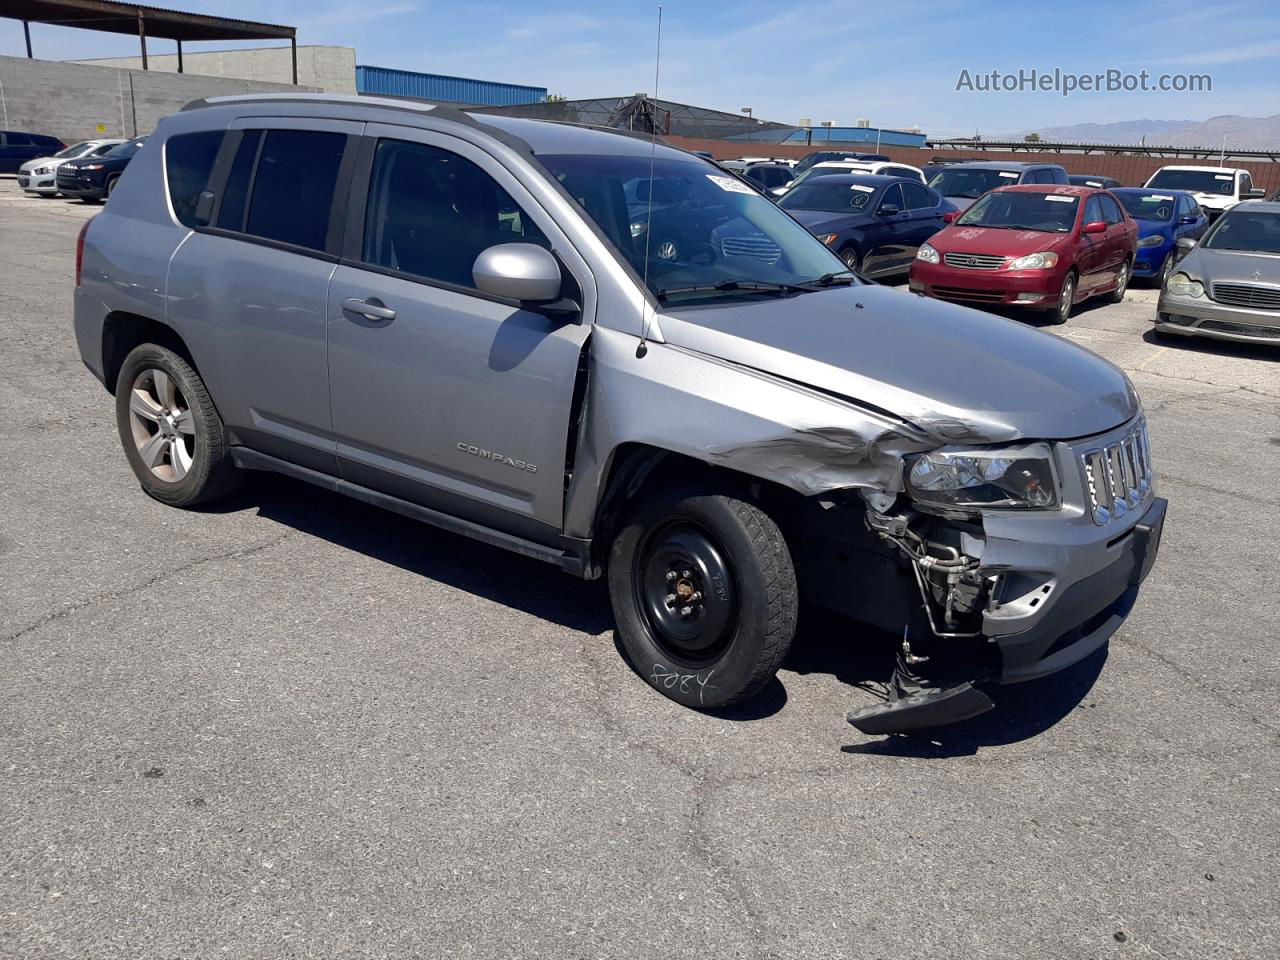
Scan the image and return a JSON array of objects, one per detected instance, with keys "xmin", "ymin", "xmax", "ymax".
[
  {"xmin": 325, "ymin": 126, "xmax": 594, "ymax": 538},
  {"xmin": 863, "ymin": 183, "xmax": 909, "ymax": 277}
]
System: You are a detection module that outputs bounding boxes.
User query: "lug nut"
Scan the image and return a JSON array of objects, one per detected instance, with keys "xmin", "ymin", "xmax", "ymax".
[
  {"xmin": 665, "ymin": 593, "xmax": 676, "ymax": 605},
  {"xmin": 680, "ymin": 606, "xmax": 692, "ymax": 616},
  {"xmin": 666, "ymin": 570, "xmax": 677, "ymax": 581},
  {"xmin": 690, "ymin": 591, "xmax": 702, "ymax": 602},
  {"xmin": 681, "ymin": 569, "xmax": 691, "ymax": 578}
]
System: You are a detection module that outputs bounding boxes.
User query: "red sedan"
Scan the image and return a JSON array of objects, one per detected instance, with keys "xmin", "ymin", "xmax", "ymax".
[{"xmin": 909, "ymin": 184, "xmax": 1138, "ymax": 324}]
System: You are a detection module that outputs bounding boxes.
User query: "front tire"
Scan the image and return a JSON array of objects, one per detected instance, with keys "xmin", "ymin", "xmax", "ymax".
[
  {"xmin": 608, "ymin": 485, "xmax": 798, "ymax": 709},
  {"xmin": 1106, "ymin": 259, "xmax": 1130, "ymax": 303},
  {"xmin": 838, "ymin": 246, "xmax": 861, "ymax": 274},
  {"xmin": 1049, "ymin": 271, "xmax": 1076, "ymax": 325},
  {"xmin": 115, "ymin": 343, "xmax": 240, "ymax": 507}
]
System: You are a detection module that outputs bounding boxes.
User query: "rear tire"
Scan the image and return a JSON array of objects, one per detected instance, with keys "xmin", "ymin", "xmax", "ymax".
[
  {"xmin": 115, "ymin": 343, "xmax": 241, "ymax": 507},
  {"xmin": 608, "ymin": 485, "xmax": 798, "ymax": 709}
]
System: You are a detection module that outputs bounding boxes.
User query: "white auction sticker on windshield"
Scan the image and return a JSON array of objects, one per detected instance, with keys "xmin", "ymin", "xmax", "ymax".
[
  {"xmin": 706, "ymin": 174, "xmax": 756, "ymax": 194},
  {"xmin": 1215, "ymin": 174, "xmax": 1233, "ymax": 180},
  {"xmin": 999, "ymin": 171, "xmax": 1019, "ymax": 178},
  {"xmin": 849, "ymin": 184, "xmax": 875, "ymax": 192},
  {"xmin": 1149, "ymin": 194, "xmax": 1174, "ymax": 201},
  {"xmin": 1045, "ymin": 195, "xmax": 1076, "ymax": 202}
]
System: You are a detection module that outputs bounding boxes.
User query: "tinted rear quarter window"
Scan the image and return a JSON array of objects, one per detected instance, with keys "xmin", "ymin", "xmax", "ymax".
[
  {"xmin": 165, "ymin": 130, "xmax": 223, "ymax": 228},
  {"xmin": 242, "ymin": 129, "xmax": 347, "ymax": 251}
]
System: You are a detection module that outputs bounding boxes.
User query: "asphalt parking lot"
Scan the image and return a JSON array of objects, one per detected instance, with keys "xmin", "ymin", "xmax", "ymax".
[{"xmin": 2, "ymin": 177, "xmax": 1277, "ymax": 960}]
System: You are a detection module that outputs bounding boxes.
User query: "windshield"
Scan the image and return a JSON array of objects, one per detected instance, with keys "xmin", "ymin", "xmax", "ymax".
[
  {"xmin": 1116, "ymin": 192, "xmax": 1176, "ymax": 222},
  {"xmin": 1202, "ymin": 209, "xmax": 1280, "ymax": 253},
  {"xmin": 106, "ymin": 137, "xmax": 145, "ymax": 158},
  {"xmin": 794, "ymin": 152, "xmax": 854, "ymax": 174},
  {"xmin": 539, "ymin": 153, "xmax": 852, "ymax": 301},
  {"xmin": 956, "ymin": 191, "xmax": 1079, "ymax": 233},
  {"xmin": 787, "ymin": 165, "xmax": 870, "ymax": 191},
  {"xmin": 53, "ymin": 141, "xmax": 93, "ymax": 159},
  {"xmin": 1146, "ymin": 170, "xmax": 1236, "ymax": 195},
  {"xmin": 778, "ymin": 180, "xmax": 880, "ymax": 214},
  {"xmin": 928, "ymin": 168, "xmax": 1020, "ymax": 199}
]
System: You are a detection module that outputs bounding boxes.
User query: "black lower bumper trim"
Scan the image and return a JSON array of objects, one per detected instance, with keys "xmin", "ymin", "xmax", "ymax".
[{"xmin": 847, "ymin": 682, "xmax": 995, "ymax": 735}]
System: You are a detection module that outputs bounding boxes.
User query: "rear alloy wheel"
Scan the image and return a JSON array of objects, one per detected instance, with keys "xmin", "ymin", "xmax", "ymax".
[
  {"xmin": 1107, "ymin": 260, "xmax": 1130, "ymax": 303},
  {"xmin": 608, "ymin": 486, "xmax": 798, "ymax": 709},
  {"xmin": 1051, "ymin": 272, "xmax": 1076, "ymax": 325},
  {"xmin": 116, "ymin": 343, "xmax": 240, "ymax": 507}
]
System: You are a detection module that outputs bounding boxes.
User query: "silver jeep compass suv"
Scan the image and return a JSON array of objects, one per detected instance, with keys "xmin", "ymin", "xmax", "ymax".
[{"xmin": 73, "ymin": 94, "xmax": 1166, "ymax": 733}]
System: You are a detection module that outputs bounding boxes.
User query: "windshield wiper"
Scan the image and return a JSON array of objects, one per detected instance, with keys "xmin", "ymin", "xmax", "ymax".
[
  {"xmin": 656, "ymin": 279, "xmax": 810, "ymax": 301},
  {"xmin": 800, "ymin": 270, "xmax": 859, "ymax": 287}
]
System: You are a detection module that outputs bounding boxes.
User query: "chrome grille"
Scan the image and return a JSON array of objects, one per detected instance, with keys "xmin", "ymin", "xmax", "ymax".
[
  {"xmin": 943, "ymin": 252, "xmax": 1007, "ymax": 270},
  {"xmin": 720, "ymin": 235, "xmax": 782, "ymax": 265},
  {"xmin": 1210, "ymin": 282, "xmax": 1280, "ymax": 310},
  {"xmin": 1081, "ymin": 421, "xmax": 1153, "ymax": 526}
]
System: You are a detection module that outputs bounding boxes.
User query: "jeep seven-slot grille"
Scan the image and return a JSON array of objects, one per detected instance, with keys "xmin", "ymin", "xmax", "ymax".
[
  {"xmin": 1081, "ymin": 421, "xmax": 1152, "ymax": 526},
  {"xmin": 1210, "ymin": 282, "xmax": 1280, "ymax": 310},
  {"xmin": 943, "ymin": 252, "xmax": 1007, "ymax": 270},
  {"xmin": 720, "ymin": 235, "xmax": 782, "ymax": 265}
]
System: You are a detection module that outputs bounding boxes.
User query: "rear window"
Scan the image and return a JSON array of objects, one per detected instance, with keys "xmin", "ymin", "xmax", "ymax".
[
  {"xmin": 165, "ymin": 131, "xmax": 223, "ymax": 228},
  {"xmin": 244, "ymin": 130, "xmax": 347, "ymax": 251}
]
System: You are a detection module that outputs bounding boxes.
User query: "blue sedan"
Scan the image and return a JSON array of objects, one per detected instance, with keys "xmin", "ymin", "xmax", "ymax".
[
  {"xmin": 777, "ymin": 174, "xmax": 956, "ymax": 280},
  {"xmin": 1110, "ymin": 188, "xmax": 1209, "ymax": 286}
]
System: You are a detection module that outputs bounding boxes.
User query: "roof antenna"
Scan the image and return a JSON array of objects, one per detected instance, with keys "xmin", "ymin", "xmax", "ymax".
[{"xmin": 636, "ymin": 4, "xmax": 663, "ymax": 359}]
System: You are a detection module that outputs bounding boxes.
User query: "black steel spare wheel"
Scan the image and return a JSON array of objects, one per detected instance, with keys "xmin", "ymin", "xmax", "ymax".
[
  {"xmin": 608, "ymin": 486, "xmax": 798, "ymax": 710},
  {"xmin": 635, "ymin": 521, "xmax": 738, "ymax": 667}
]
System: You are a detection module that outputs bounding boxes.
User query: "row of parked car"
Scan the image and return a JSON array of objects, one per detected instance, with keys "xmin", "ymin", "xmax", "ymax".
[
  {"xmin": 9, "ymin": 133, "xmax": 149, "ymax": 201},
  {"xmin": 699, "ymin": 149, "xmax": 1273, "ymax": 344}
]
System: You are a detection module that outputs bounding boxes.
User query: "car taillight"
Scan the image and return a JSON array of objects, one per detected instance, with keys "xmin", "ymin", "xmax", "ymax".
[{"xmin": 75, "ymin": 217, "xmax": 93, "ymax": 287}]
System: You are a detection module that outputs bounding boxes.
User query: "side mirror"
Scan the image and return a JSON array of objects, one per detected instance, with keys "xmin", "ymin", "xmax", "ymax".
[
  {"xmin": 1083, "ymin": 220, "xmax": 1107, "ymax": 234},
  {"xmin": 1243, "ymin": 188, "xmax": 1266, "ymax": 200},
  {"xmin": 942, "ymin": 211, "xmax": 959, "ymax": 224},
  {"xmin": 473, "ymin": 243, "xmax": 563, "ymax": 303},
  {"xmin": 1178, "ymin": 214, "xmax": 1198, "ymax": 224},
  {"xmin": 878, "ymin": 204, "xmax": 901, "ymax": 217},
  {"xmin": 1175, "ymin": 237, "xmax": 1197, "ymax": 252}
]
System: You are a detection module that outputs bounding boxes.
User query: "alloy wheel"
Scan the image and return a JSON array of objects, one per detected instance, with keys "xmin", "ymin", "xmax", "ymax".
[
  {"xmin": 1057, "ymin": 274, "xmax": 1075, "ymax": 323},
  {"xmin": 127, "ymin": 368, "xmax": 195, "ymax": 482},
  {"xmin": 1114, "ymin": 262, "xmax": 1129, "ymax": 299}
]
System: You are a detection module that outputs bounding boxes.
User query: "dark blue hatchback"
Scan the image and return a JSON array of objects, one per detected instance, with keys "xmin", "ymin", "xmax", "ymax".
[
  {"xmin": 777, "ymin": 174, "xmax": 955, "ymax": 280},
  {"xmin": 1110, "ymin": 187, "xmax": 1208, "ymax": 285}
]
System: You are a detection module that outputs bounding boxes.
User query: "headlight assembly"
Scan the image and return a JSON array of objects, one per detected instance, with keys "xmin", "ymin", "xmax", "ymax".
[
  {"xmin": 915, "ymin": 242, "xmax": 940, "ymax": 264},
  {"xmin": 1165, "ymin": 271, "xmax": 1203, "ymax": 298},
  {"xmin": 1136, "ymin": 234, "xmax": 1164, "ymax": 248},
  {"xmin": 1007, "ymin": 252, "xmax": 1059, "ymax": 270},
  {"xmin": 906, "ymin": 443, "xmax": 1060, "ymax": 512}
]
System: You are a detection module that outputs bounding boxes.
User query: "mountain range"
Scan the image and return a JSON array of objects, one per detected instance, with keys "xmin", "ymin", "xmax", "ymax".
[{"xmin": 1021, "ymin": 115, "xmax": 1280, "ymax": 149}]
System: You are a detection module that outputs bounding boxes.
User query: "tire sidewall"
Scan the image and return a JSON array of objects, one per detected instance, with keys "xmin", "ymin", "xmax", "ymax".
[
  {"xmin": 608, "ymin": 491, "xmax": 787, "ymax": 710},
  {"xmin": 115, "ymin": 344, "xmax": 217, "ymax": 506}
]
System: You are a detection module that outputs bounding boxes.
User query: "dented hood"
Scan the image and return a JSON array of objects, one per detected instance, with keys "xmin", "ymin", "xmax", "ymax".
[{"xmin": 659, "ymin": 284, "xmax": 1137, "ymax": 443}]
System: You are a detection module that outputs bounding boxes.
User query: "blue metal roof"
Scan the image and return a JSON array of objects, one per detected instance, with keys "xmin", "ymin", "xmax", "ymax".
[
  {"xmin": 355, "ymin": 65, "xmax": 547, "ymax": 107},
  {"xmin": 781, "ymin": 127, "xmax": 926, "ymax": 148}
]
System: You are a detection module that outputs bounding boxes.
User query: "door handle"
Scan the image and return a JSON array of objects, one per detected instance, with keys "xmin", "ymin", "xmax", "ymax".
[{"xmin": 341, "ymin": 297, "xmax": 396, "ymax": 322}]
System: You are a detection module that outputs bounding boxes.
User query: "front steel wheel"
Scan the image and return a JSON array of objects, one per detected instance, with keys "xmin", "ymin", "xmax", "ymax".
[{"xmin": 609, "ymin": 484, "xmax": 798, "ymax": 709}]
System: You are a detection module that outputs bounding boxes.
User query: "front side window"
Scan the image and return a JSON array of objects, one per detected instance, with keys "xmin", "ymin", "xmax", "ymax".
[
  {"xmin": 165, "ymin": 130, "xmax": 223, "ymax": 228},
  {"xmin": 362, "ymin": 138, "xmax": 548, "ymax": 289},
  {"xmin": 879, "ymin": 183, "xmax": 905, "ymax": 211},
  {"xmin": 242, "ymin": 129, "xmax": 346, "ymax": 251},
  {"xmin": 540, "ymin": 153, "xmax": 849, "ymax": 302},
  {"xmin": 1084, "ymin": 196, "xmax": 1105, "ymax": 225},
  {"xmin": 958, "ymin": 191, "xmax": 1080, "ymax": 233},
  {"xmin": 1099, "ymin": 194, "xmax": 1125, "ymax": 224}
]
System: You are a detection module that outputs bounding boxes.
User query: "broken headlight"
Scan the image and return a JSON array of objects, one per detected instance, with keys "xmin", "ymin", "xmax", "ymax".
[{"xmin": 906, "ymin": 443, "xmax": 1060, "ymax": 512}]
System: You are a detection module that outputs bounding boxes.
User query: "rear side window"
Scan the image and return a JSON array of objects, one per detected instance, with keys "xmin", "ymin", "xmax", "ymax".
[
  {"xmin": 240, "ymin": 130, "xmax": 346, "ymax": 251},
  {"xmin": 165, "ymin": 131, "xmax": 223, "ymax": 228},
  {"xmin": 901, "ymin": 181, "xmax": 935, "ymax": 210}
]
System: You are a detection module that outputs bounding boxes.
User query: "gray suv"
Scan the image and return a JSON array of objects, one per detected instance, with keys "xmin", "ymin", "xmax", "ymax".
[{"xmin": 73, "ymin": 95, "xmax": 1166, "ymax": 734}]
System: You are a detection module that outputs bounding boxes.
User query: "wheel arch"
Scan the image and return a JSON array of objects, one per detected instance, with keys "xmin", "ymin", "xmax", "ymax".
[{"xmin": 102, "ymin": 311, "xmax": 197, "ymax": 395}]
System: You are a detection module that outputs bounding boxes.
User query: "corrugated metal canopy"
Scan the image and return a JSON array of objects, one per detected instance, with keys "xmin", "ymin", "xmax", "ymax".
[{"xmin": 0, "ymin": 0, "xmax": 294, "ymax": 40}]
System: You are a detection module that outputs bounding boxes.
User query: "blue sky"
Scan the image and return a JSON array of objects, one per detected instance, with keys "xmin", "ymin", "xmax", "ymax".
[{"xmin": 2, "ymin": 0, "xmax": 1276, "ymax": 137}]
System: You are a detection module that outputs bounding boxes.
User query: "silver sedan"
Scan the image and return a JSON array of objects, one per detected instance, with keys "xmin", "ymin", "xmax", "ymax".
[{"xmin": 1156, "ymin": 200, "xmax": 1280, "ymax": 345}]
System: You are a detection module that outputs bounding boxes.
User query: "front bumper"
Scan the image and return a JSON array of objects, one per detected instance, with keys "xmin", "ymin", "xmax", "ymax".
[
  {"xmin": 19, "ymin": 171, "xmax": 58, "ymax": 193},
  {"xmin": 1133, "ymin": 241, "xmax": 1172, "ymax": 277},
  {"xmin": 56, "ymin": 174, "xmax": 106, "ymax": 199},
  {"xmin": 909, "ymin": 260, "xmax": 1068, "ymax": 308},
  {"xmin": 1156, "ymin": 291, "xmax": 1280, "ymax": 344}
]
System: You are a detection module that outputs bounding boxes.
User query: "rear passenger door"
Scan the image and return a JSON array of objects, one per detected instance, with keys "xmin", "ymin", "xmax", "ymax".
[
  {"xmin": 165, "ymin": 118, "xmax": 361, "ymax": 474},
  {"xmin": 898, "ymin": 181, "xmax": 946, "ymax": 261},
  {"xmin": 325, "ymin": 125, "xmax": 593, "ymax": 539}
]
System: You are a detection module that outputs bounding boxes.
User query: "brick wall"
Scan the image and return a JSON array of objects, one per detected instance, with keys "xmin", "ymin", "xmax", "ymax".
[{"xmin": 664, "ymin": 135, "xmax": 1280, "ymax": 192}]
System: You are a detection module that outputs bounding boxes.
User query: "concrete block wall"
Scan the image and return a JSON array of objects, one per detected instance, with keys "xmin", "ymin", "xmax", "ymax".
[
  {"xmin": 74, "ymin": 46, "xmax": 357, "ymax": 94},
  {"xmin": 0, "ymin": 55, "xmax": 320, "ymax": 143}
]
